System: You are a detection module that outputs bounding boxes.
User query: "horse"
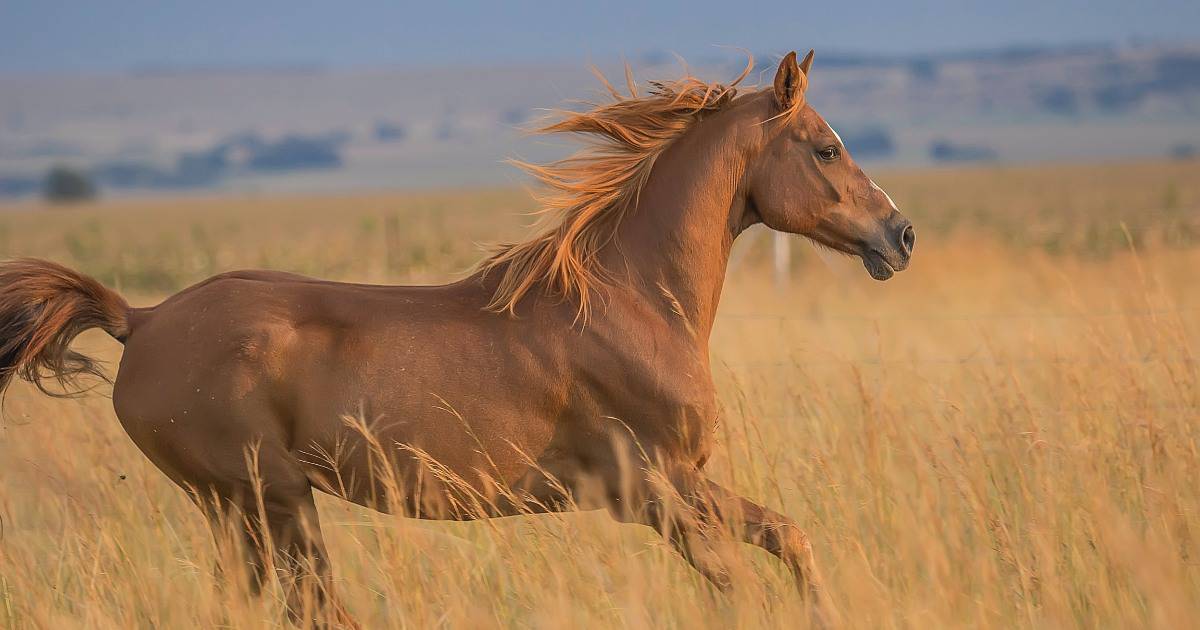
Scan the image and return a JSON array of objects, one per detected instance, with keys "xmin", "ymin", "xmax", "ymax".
[{"xmin": 0, "ymin": 50, "xmax": 912, "ymax": 627}]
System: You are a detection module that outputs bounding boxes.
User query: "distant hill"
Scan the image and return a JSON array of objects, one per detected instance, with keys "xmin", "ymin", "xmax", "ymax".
[{"xmin": 1, "ymin": 42, "xmax": 1198, "ymax": 197}]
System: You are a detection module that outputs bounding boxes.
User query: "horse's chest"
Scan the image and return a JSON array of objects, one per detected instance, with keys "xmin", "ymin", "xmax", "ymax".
[
  {"xmin": 649, "ymin": 395, "xmax": 719, "ymax": 461},
  {"xmin": 601, "ymin": 366, "xmax": 720, "ymax": 462}
]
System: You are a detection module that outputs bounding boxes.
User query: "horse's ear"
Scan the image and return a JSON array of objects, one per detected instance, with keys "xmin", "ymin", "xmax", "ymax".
[
  {"xmin": 799, "ymin": 49, "xmax": 815, "ymax": 75},
  {"xmin": 773, "ymin": 51, "xmax": 802, "ymax": 109}
]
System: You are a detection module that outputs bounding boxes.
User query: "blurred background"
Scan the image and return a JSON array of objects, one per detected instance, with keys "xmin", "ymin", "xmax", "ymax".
[
  {"xmin": 4, "ymin": 4, "xmax": 1200, "ymax": 629},
  {"xmin": 2, "ymin": 0, "xmax": 1199, "ymax": 197}
]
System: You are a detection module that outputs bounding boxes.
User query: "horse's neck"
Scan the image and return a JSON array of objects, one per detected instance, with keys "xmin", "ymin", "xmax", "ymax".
[{"xmin": 603, "ymin": 117, "xmax": 751, "ymax": 342}]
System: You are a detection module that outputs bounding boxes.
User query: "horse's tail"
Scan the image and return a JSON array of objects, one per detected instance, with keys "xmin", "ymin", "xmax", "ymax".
[{"xmin": 0, "ymin": 258, "xmax": 131, "ymax": 398}]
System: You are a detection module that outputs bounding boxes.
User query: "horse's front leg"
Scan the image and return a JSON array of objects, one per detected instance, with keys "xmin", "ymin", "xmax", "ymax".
[
  {"xmin": 626, "ymin": 468, "xmax": 838, "ymax": 626},
  {"xmin": 700, "ymin": 479, "xmax": 835, "ymax": 619}
]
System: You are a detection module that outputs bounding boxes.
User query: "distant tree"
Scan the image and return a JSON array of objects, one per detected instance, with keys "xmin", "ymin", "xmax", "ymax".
[{"xmin": 43, "ymin": 165, "xmax": 96, "ymax": 202}]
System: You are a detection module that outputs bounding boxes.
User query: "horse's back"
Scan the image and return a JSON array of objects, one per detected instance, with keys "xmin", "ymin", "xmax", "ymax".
[{"xmin": 113, "ymin": 268, "xmax": 484, "ymax": 423}]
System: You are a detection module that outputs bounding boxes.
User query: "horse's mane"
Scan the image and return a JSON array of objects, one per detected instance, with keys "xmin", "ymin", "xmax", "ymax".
[{"xmin": 481, "ymin": 57, "xmax": 759, "ymax": 319}]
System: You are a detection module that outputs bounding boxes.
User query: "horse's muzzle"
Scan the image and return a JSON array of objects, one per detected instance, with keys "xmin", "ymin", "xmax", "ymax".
[{"xmin": 862, "ymin": 216, "xmax": 914, "ymax": 280}]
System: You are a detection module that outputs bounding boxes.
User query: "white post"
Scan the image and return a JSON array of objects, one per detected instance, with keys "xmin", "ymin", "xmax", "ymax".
[{"xmin": 773, "ymin": 231, "xmax": 791, "ymax": 289}]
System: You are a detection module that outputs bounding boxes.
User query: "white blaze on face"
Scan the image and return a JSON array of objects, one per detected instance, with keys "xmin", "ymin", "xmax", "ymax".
[
  {"xmin": 871, "ymin": 179, "xmax": 899, "ymax": 211},
  {"xmin": 828, "ymin": 121, "xmax": 899, "ymax": 212}
]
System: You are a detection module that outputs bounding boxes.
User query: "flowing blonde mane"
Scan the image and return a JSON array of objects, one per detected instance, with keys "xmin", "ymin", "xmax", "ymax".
[{"xmin": 482, "ymin": 58, "xmax": 757, "ymax": 318}]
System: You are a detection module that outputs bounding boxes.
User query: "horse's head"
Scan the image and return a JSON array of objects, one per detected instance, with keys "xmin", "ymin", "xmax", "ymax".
[{"xmin": 745, "ymin": 50, "xmax": 914, "ymax": 280}]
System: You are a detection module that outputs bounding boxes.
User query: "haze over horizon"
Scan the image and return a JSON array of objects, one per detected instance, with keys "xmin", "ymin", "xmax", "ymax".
[
  {"xmin": 3, "ymin": 0, "xmax": 1200, "ymax": 75},
  {"xmin": 3, "ymin": 1, "xmax": 1199, "ymax": 198}
]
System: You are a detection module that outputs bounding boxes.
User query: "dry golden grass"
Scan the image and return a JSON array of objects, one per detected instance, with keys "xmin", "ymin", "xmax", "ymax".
[{"xmin": 1, "ymin": 160, "xmax": 1199, "ymax": 628}]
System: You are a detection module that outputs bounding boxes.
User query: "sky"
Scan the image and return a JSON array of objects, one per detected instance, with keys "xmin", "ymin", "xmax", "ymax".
[{"xmin": 2, "ymin": 0, "xmax": 1200, "ymax": 74}]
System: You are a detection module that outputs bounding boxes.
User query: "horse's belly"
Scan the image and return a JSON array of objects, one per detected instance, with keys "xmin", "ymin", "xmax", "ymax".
[{"xmin": 289, "ymin": 363, "xmax": 563, "ymax": 517}]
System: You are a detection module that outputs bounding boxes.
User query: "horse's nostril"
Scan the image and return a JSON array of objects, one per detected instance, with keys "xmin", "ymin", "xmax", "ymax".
[{"xmin": 900, "ymin": 224, "xmax": 915, "ymax": 255}]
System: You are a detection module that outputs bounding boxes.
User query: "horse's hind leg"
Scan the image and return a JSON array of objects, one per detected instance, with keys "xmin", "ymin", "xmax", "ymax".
[
  {"xmin": 253, "ymin": 491, "xmax": 358, "ymax": 629},
  {"xmin": 196, "ymin": 483, "xmax": 358, "ymax": 629},
  {"xmin": 193, "ymin": 492, "xmax": 271, "ymax": 599}
]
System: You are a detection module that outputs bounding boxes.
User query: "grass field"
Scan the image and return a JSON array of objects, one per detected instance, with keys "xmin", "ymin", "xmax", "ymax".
[{"xmin": 1, "ymin": 160, "xmax": 1199, "ymax": 628}]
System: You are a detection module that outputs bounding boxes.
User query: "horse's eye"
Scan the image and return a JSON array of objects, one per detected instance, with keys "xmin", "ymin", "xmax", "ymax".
[{"xmin": 817, "ymin": 146, "xmax": 840, "ymax": 162}]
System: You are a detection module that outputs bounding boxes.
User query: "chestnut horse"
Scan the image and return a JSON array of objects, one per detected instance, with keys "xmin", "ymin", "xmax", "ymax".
[{"xmin": 0, "ymin": 50, "xmax": 912, "ymax": 627}]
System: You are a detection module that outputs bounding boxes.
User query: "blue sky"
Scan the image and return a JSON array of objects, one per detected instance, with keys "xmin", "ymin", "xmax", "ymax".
[{"xmin": 3, "ymin": 0, "xmax": 1199, "ymax": 74}]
